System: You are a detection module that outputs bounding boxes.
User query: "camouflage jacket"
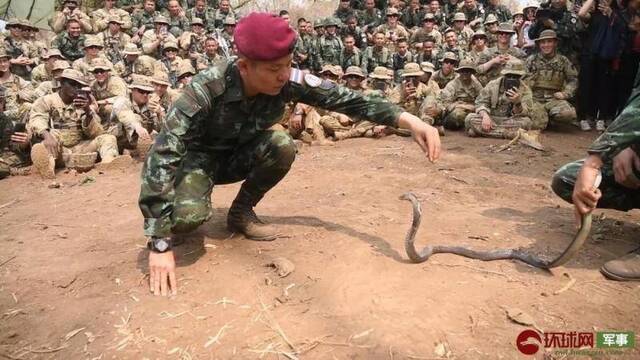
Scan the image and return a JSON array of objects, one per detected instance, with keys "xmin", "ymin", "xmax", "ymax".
[
  {"xmin": 51, "ymin": 32, "xmax": 86, "ymax": 61},
  {"xmin": 339, "ymin": 48, "xmax": 363, "ymax": 70},
  {"xmin": 139, "ymin": 61, "xmax": 404, "ymax": 237},
  {"xmin": 432, "ymin": 69, "xmax": 457, "ymax": 89},
  {"xmin": 335, "ymin": 8, "xmax": 356, "ymax": 24},
  {"xmin": 484, "ymin": 4, "xmax": 511, "ymax": 24},
  {"xmin": 439, "ymin": 75, "xmax": 483, "ymax": 109},
  {"xmin": 213, "ymin": 9, "xmax": 236, "ymax": 29},
  {"xmin": 91, "ymin": 8, "xmax": 132, "ymax": 33},
  {"xmin": 131, "ymin": 9, "xmax": 160, "ymax": 35},
  {"xmin": 475, "ymin": 77, "xmax": 534, "ymax": 118},
  {"xmin": 185, "ymin": 8, "xmax": 217, "ymax": 32},
  {"xmin": 524, "ymin": 52, "xmax": 578, "ymax": 101},
  {"xmin": 361, "ymin": 46, "xmax": 392, "ymax": 74},
  {"xmin": 357, "ymin": 8, "xmax": 383, "ymax": 29},
  {"xmin": 100, "ymin": 30, "xmax": 132, "ymax": 64},
  {"xmin": 114, "ymin": 55, "xmax": 157, "ymax": 82},
  {"xmin": 317, "ymin": 35, "xmax": 343, "ymax": 67},
  {"xmin": 31, "ymin": 64, "xmax": 53, "ymax": 87},
  {"xmin": 111, "ymin": 94, "xmax": 159, "ymax": 133},
  {"xmin": 588, "ymin": 74, "xmax": 640, "ymax": 162},
  {"xmin": 161, "ymin": 11, "xmax": 190, "ymax": 37},
  {"xmin": 409, "ymin": 28, "xmax": 443, "ymax": 48},
  {"xmin": 477, "ymin": 46, "xmax": 526, "ymax": 85},
  {"xmin": 91, "ymin": 76, "xmax": 129, "ymax": 104}
]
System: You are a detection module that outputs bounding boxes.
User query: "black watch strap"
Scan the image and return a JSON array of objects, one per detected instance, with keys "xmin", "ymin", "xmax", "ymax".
[{"xmin": 147, "ymin": 236, "xmax": 172, "ymax": 253}]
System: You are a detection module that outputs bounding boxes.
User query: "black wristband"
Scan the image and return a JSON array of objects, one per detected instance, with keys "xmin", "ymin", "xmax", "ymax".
[{"xmin": 147, "ymin": 236, "xmax": 172, "ymax": 253}]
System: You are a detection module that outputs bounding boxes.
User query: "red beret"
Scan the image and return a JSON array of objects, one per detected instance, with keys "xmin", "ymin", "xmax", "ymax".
[{"xmin": 234, "ymin": 13, "xmax": 297, "ymax": 61}]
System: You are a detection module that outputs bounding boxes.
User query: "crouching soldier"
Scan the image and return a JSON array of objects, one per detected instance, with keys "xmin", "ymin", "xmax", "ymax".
[
  {"xmin": 28, "ymin": 69, "xmax": 119, "ymax": 179},
  {"xmin": 439, "ymin": 59, "xmax": 483, "ymax": 130}
]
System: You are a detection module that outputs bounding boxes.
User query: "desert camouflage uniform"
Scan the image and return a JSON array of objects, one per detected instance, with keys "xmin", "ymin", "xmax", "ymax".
[
  {"xmin": 162, "ymin": 12, "xmax": 189, "ymax": 38},
  {"xmin": 476, "ymin": 47, "xmax": 526, "ymax": 85},
  {"xmin": 409, "ymin": 28, "xmax": 443, "ymax": 49},
  {"xmin": 100, "ymin": 30, "xmax": 132, "ymax": 65},
  {"xmin": 50, "ymin": 10, "xmax": 93, "ymax": 34},
  {"xmin": 141, "ymin": 30, "xmax": 177, "ymax": 58},
  {"xmin": 138, "ymin": 61, "xmax": 403, "ymax": 238},
  {"xmin": 114, "ymin": 55, "xmax": 156, "ymax": 83},
  {"xmin": 131, "ymin": 10, "xmax": 160, "ymax": 36},
  {"xmin": 109, "ymin": 94, "xmax": 159, "ymax": 150},
  {"xmin": 73, "ymin": 56, "xmax": 115, "ymax": 80},
  {"xmin": 525, "ymin": 52, "xmax": 578, "ymax": 129},
  {"xmin": 439, "ymin": 74, "xmax": 483, "ymax": 129},
  {"xmin": 453, "ymin": 27, "xmax": 475, "ymax": 49},
  {"xmin": 431, "ymin": 69, "xmax": 457, "ymax": 89},
  {"xmin": 34, "ymin": 80, "xmax": 60, "ymax": 98},
  {"xmin": 91, "ymin": 8, "xmax": 132, "ymax": 33},
  {"xmin": 27, "ymin": 92, "xmax": 118, "ymax": 162},
  {"xmin": 213, "ymin": 9, "xmax": 236, "ymax": 29},
  {"xmin": 4, "ymin": 36, "xmax": 33, "ymax": 79},
  {"xmin": 376, "ymin": 23, "xmax": 409, "ymax": 49},
  {"xmin": 31, "ymin": 64, "xmax": 54, "ymax": 87},
  {"xmin": 0, "ymin": 75, "xmax": 35, "ymax": 123},
  {"xmin": 391, "ymin": 80, "xmax": 441, "ymax": 125},
  {"xmin": 465, "ymin": 77, "xmax": 534, "ymax": 138},
  {"xmin": 149, "ymin": 88, "xmax": 180, "ymax": 118},
  {"xmin": 155, "ymin": 57, "xmax": 183, "ymax": 88},
  {"xmin": 91, "ymin": 75, "xmax": 129, "ymax": 119},
  {"xmin": 51, "ymin": 32, "xmax": 86, "ymax": 61}
]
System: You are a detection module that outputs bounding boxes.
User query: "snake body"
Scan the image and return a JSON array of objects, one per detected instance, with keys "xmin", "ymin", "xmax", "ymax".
[{"xmin": 401, "ymin": 193, "xmax": 593, "ymax": 269}]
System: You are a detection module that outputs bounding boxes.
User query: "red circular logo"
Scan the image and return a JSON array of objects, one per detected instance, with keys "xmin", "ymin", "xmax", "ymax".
[{"xmin": 517, "ymin": 329, "xmax": 542, "ymax": 355}]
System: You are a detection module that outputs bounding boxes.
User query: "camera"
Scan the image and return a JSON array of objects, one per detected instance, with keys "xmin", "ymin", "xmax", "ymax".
[{"xmin": 503, "ymin": 76, "xmax": 520, "ymax": 93}]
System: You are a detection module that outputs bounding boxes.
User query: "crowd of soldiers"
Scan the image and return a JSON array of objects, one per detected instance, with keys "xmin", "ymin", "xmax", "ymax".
[{"xmin": 0, "ymin": 0, "xmax": 639, "ymax": 180}]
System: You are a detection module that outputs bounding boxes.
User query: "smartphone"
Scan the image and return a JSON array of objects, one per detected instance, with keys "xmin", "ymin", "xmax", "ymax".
[
  {"xmin": 503, "ymin": 77, "xmax": 520, "ymax": 93},
  {"xmin": 373, "ymin": 80, "xmax": 387, "ymax": 91}
]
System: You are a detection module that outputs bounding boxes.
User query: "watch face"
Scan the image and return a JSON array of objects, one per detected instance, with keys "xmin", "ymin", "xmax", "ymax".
[{"xmin": 155, "ymin": 239, "xmax": 169, "ymax": 252}]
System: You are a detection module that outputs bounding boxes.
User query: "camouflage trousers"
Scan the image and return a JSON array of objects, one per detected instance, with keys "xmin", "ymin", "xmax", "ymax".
[
  {"xmin": 551, "ymin": 158, "xmax": 640, "ymax": 212},
  {"xmin": 531, "ymin": 99, "xmax": 577, "ymax": 130},
  {"xmin": 443, "ymin": 104, "xmax": 475, "ymax": 130},
  {"xmin": 0, "ymin": 148, "xmax": 29, "ymax": 179},
  {"xmin": 167, "ymin": 131, "xmax": 296, "ymax": 234},
  {"xmin": 49, "ymin": 134, "xmax": 119, "ymax": 165},
  {"xmin": 464, "ymin": 114, "xmax": 533, "ymax": 138},
  {"xmin": 322, "ymin": 117, "xmax": 379, "ymax": 139},
  {"xmin": 293, "ymin": 108, "xmax": 331, "ymax": 143}
]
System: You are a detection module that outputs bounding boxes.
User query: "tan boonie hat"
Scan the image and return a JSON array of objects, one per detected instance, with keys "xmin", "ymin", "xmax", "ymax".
[
  {"xmin": 319, "ymin": 64, "xmax": 342, "ymax": 76},
  {"xmin": 497, "ymin": 22, "xmax": 516, "ymax": 34},
  {"xmin": 177, "ymin": 61, "xmax": 196, "ymax": 78},
  {"xmin": 343, "ymin": 66, "xmax": 365, "ymax": 78},
  {"xmin": 6, "ymin": 18, "xmax": 21, "ymax": 27},
  {"xmin": 401, "ymin": 62, "xmax": 424, "ymax": 77},
  {"xmin": 151, "ymin": 72, "xmax": 171, "ymax": 86},
  {"xmin": 83, "ymin": 36, "xmax": 104, "ymax": 48},
  {"xmin": 129, "ymin": 74, "xmax": 155, "ymax": 92},
  {"xmin": 43, "ymin": 48, "xmax": 66, "ymax": 59},
  {"xmin": 501, "ymin": 59, "xmax": 526, "ymax": 76},
  {"xmin": 422, "ymin": 13, "xmax": 436, "ymax": 22},
  {"xmin": 89, "ymin": 58, "xmax": 112, "ymax": 72},
  {"xmin": 484, "ymin": 14, "xmax": 498, "ymax": 25},
  {"xmin": 20, "ymin": 19, "xmax": 38, "ymax": 30},
  {"xmin": 420, "ymin": 61, "xmax": 435, "ymax": 74},
  {"xmin": 369, "ymin": 66, "xmax": 392, "ymax": 80},
  {"xmin": 123, "ymin": 43, "xmax": 142, "ymax": 55},
  {"xmin": 52, "ymin": 60, "xmax": 71, "ymax": 71},
  {"xmin": 456, "ymin": 58, "xmax": 477, "ymax": 72},
  {"xmin": 534, "ymin": 29, "xmax": 558, "ymax": 42},
  {"xmin": 441, "ymin": 51, "xmax": 458, "ymax": 62},
  {"xmin": 386, "ymin": 7, "xmax": 400, "ymax": 16},
  {"xmin": 223, "ymin": 16, "xmax": 237, "ymax": 25},
  {"xmin": 472, "ymin": 29, "xmax": 488, "ymax": 40},
  {"xmin": 452, "ymin": 12, "xmax": 467, "ymax": 22},
  {"xmin": 107, "ymin": 15, "xmax": 124, "ymax": 25},
  {"xmin": 513, "ymin": 7, "xmax": 524, "ymax": 17},
  {"xmin": 0, "ymin": 48, "xmax": 10, "ymax": 59},
  {"xmin": 60, "ymin": 69, "xmax": 88, "ymax": 86},
  {"xmin": 154, "ymin": 15, "xmax": 170, "ymax": 24},
  {"xmin": 190, "ymin": 18, "xmax": 204, "ymax": 26},
  {"xmin": 163, "ymin": 41, "xmax": 179, "ymax": 51},
  {"xmin": 524, "ymin": 0, "xmax": 539, "ymax": 10}
]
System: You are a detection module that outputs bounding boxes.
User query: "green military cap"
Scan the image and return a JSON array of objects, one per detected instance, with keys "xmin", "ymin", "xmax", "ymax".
[
  {"xmin": 323, "ymin": 17, "xmax": 340, "ymax": 27},
  {"xmin": 452, "ymin": 12, "xmax": 467, "ymax": 22},
  {"xmin": 223, "ymin": 16, "xmax": 237, "ymax": 26},
  {"xmin": 42, "ymin": 48, "xmax": 66, "ymax": 60},
  {"xmin": 60, "ymin": 68, "xmax": 89, "ymax": 86},
  {"xmin": 151, "ymin": 71, "xmax": 171, "ymax": 86},
  {"xmin": 420, "ymin": 61, "xmax": 435, "ymax": 74},
  {"xmin": 84, "ymin": 36, "xmax": 104, "ymax": 48},
  {"xmin": 369, "ymin": 66, "xmax": 392, "ymax": 80},
  {"xmin": 89, "ymin": 58, "xmax": 112, "ymax": 72},
  {"xmin": 484, "ymin": 14, "xmax": 498, "ymax": 25},
  {"xmin": 401, "ymin": 62, "xmax": 424, "ymax": 77},
  {"xmin": 343, "ymin": 66, "xmax": 365, "ymax": 78},
  {"xmin": 154, "ymin": 15, "xmax": 170, "ymax": 24},
  {"xmin": 163, "ymin": 41, "xmax": 179, "ymax": 51},
  {"xmin": 534, "ymin": 29, "xmax": 558, "ymax": 42},
  {"xmin": 386, "ymin": 7, "xmax": 400, "ymax": 16},
  {"xmin": 455, "ymin": 58, "xmax": 477, "ymax": 73},
  {"xmin": 441, "ymin": 51, "xmax": 458, "ymax": 62},
  {"xmin": 123, "ymin": 43, "xmax": 142, "ymax": 55},
  {"xmin": 52, "ymin": 60, "xmax": 71, "ymax": 71},
  {"xmin": 313, "ymin": 18, "xmax": 324, "ymax": 28},
  {"xmin": 471, "ymin": 29, "xmax": 488, "ymax": 40},
  {"xmin": 129, "ymin": 74, "xmax": 155, "ymax": 92},
  {"xmin": 107, "ymin": 15, "xmax": 124, "ymax": 25},
  {"xmin": 501, "ymin": 58, "xmax": 526, "ymax": 76},
  {"xmin": 190, "ymin": 18, "xmax": 204, "ymax": 26},
  {"xmin": 496, "ymin": 22, "xmax": 516, "ymax": 34}
]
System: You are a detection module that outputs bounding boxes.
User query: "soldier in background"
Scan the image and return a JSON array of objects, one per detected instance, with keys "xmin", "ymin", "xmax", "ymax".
[
  {"xmin": 476, "ymin": 22, "xmax": 526, "ymax": 86},
  {"xmin": 439, "ymin": 58, "xmax": 483, "ymax": 130},
  {"xmin": 213, "ymin": 0, "xmax": 236, "ymax": 29},
  {"xmin": 51, "ymin": 0, "xmax": 93, "ymax": 34},
  {"xmin": 376, "ymin": 8, "xmax": 409, "ymax": 49},
  {"xmin": 415, "ymin": 37, "xmax": 439, "ymax": 67},
  {"xmin": 465, "ymin": 59, "xmax": 534, "ymax": 138},
  {"xmin": 109, "ymin": 75, "xmax": 158, "ymax": 152},
  {"xmin": 392, "ymin": 39, "xmax": 414, "ymax": 82},
  {"xmin": 339, "ymin": 35, "xmax": 363, "ymax": 71},
  {"xmin": 185, "ymin": 0, "xmax": 217, "ymax": 33},
  {"xmin": 31, "ymin": 49, "xmax": 67, "ymax": 87},
  {"xmin": 114, "ymin": 43, "xmax": 156, "ymax": 83},
  {"xmin": 450, "ymin": 13, "xmax": 475, "ymax": 50},
  {"xmin": 317, "ymin": 18, "xmax": 344, "ymax": 67},
  {"xmin": 179, "ymin": 18, "xmax": 208, "ymax": 68},
  {"xmin": 525, "ymin": 30, "xmax": 578, "ymax": 130},
  {"xmin": 131, "ymin": 0, "xmax": 160, "ymax": 44},
  {"xmin": 410, "ymin": 14, "xmax": 443, "ymax": 51},
  {"xmin": 90, "ymin": 58, "xmax": 129, "ymax": 120},
  {"xmin": 155, "ymin": 41, "xmax": 183, "ymax": 88},
  {"xmin": 483, "ymin": 14, "xmax": 499, "ymax": 47},
  {"xmin": 440, "ymin": 28, "xmax": 467, "ymax": 64},
  {"xmin": 0, "ymin": 87, "xmax": 31, "ymax": 179},
  {"xmin": 99, "ymin": 16, "xmax": 132, "ymax": 65},
  {"xmin": 72, "ymin": 37, "xmax": 114, "ymax": 80},
  {"xmin": 432, "ymin": 52, "xmax": 458, "ymax": 88},
  {"xmin": 34, "ymin": 61, "xmax": 71, "ymax": 98},
  {"xmin": 0, "ymin": 49, "xmax": 36, "ymax": 124},
  {"xmin": 51, "ymin": 19, "xmax": 87, "ymax": 61},
  {"xmin": 4, "ymin": 19, "xmax": 34, "ymax": 80},
  {"xmin": 149, "ymin": 72, "xmax": 179, "ymax": 121},
  {"xmin": 162, "ymin": 0, "xmax": 189, "ymax": 38},
  {"xmin": 484, "ymin": 0, "xmax": 512, "ymax": 24},
  {"xmin": 393, "ymin": 62, "xmax": 442, "ymax": 132},
  {"xmin": 91, "ymin": 0, "xmax": 132, "ymax": 33},
  {"xmin": 141, "ymin": 16, "xmax": 178, "ymax": 58},
  {"xmin": 362, "ymin": 31, "xmax": 392, "ymax": 73}
]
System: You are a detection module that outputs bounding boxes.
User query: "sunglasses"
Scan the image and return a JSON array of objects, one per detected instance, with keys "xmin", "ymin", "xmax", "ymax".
[
  {"xmin": 93, "ymin": 69, "xmax": 108, "ymax": 74},
  {"xmin": 136, "ymin": 89, "xmax": 151, "ymax": 95}
]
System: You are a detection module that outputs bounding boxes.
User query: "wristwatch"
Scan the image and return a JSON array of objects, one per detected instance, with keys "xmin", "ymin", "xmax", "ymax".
[{"xmin": 147, "ymin": 236, "xmax": 172, "ymax": 253}]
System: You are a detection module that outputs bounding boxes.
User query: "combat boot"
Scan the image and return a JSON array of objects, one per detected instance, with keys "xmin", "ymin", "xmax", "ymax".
[
  {"xmin": 227, "ymin": 202, "xmax": 279, "ymax": 241},
  {"xmin": 600, "ymin": 248, "xmax": 640, "ymax": 281},
  {"xmin": 31, "ymin": 143, "xmax": 55, "ymax": 179}
]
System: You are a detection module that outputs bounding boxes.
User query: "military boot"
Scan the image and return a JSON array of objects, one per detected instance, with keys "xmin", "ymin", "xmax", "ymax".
[
  {"xmin": 600, "ymin": 248, "xmax": 640, "ymax": 281},
  {"xmin": 30, "ymin": 143, "xmax": 55, "ymax": 179},
  {"xmin": 227, "ymin": 201, "xmax": 279, "ymax": 241}
]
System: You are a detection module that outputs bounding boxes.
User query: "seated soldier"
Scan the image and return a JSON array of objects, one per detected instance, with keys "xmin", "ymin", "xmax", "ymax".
[
  {"xmin": 525, "ymin": 30, "xmax": 578, "ymax": 130},
  {"xmin": 439, "ymin": 59, "xmax": 483, "ymax": 130},
  {"xmin": 476, "ymin": 22, "xmax": 526, "ymax": 86},
  {"xmin": 90, "ymin": 0, "xmax": 132, "ymax": 34},
  {"xmin": 0, "ymin": 48, "xmax": 36, "ymax": 124},
  {"xmin": 50, "ymin": 0, "xmax": 93, "ymax": 34},
  {"xmin": 432, "ymin": 52, "xmax": 458, "ymax": 89},
  {"xmin": 50, "ymin": 18, "xmax": 87, "ymax": 62},
  {"xmin": 114, "ymin": 44, "xmax": 156, "ymax": 84},
  {"xmin": 4, "ymin": 19, "xmax": 35, "ymax": 81},
  {"xmin": 154, "ymin": 41, "xmax": 183, "ymax": 88},
  {"xmin": 0, "ymin": 87, "xmax": 31, "ymax": 179},
  {"xmin": 141, "ymin": 16, "xmax": 178, "ymax": 58},
  {"xmin": 162, "ymin": 0, "xmax": 190, "ymax": 38},
  {"xmin": 196, "ymin": 37, "xmax": 225, "ymax": 70},
  {"xmin": 99, "ymin": 16, "xmax": 132, "ymax": 65},
  {"xmin": 551, "ymin": 72, "xmax": 640, "ymax": 281},
  {"xmin": 178, "ymin": 18, "xmax": 207, "ymax": 68},
  {"xmin": 34, "ymin": 61, "xmax": 71, "ymax": 98},
  {"xmin": 176, "ymin": 61, "xmax": 196, "ymax": 90},
  {"xmin": 72, "ymin": 36, "xmax": 114, "ymax": 81},
  {"xmin": 148, "ymin": 72, "xmax": 179, "ymax": 123},
  {"xmin": 465, "ymin": 59, "xmax": 534, "ymax": 138},
  {"xmin": 31, "ymin": 49, "xmax": 67, "ymax": 87},
  {"xmin": 393, "ymin": 62, "xmax": 443, "ymax": 133},
  {"xmin": 89, "ymin": 58, "xmax": 129, "ymax": 121},
  {"xmin": 28, "ymin": 69, "xmax": 119, "ymax": 179},
  {"xmin": 109, "ymin": 75, "xmax": 157, "ymax": 154}
]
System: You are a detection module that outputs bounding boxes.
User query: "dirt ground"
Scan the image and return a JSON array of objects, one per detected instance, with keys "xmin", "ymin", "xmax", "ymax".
[{"xmin": 1, "ymin": 127, "xmax": 639, "ymax": 360}]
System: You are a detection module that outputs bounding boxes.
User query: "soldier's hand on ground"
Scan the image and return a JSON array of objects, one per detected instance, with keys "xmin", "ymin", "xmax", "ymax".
[
  {"xmin": 572, "ymin": 155, "xmax": 603, "ymax": 224},
  {"xmin": 135, "ymin": 124, "xmax": 152, "ymax": 140},
  {"xmin": 398, "ymin": 112, "xmax": 441, "ymax": 162},
  {"xmin": 149, "ymin": 251, "xmax": 177, "ymax": 296},
  {"xmin": 506, "ymin": 88, "xmax": 521, "ymax": 104},
  {"xmin": 553, "ymin": 92, "xmax": 566, "ymax": 100},
  {"xmin": 42, "ymin": 131, "xmax": 59, "ymax": 156},
  {"xmin": 613, "ymin": 147, "xmax": 640, "ymax": 189}
]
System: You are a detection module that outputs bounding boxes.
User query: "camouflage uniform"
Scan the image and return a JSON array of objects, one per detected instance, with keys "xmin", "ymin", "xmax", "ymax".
[
  {"xmin": 31, "ymin": 64, "xmax": 54, "ymax": 86},
  {"xmin": 439, "ymin": 74, "xmax": 483, "ymax": 129},
  {"xmin": 162, "ymin": 12, "xmax": 190, "ymax": 38},
  {"xmin": 551, "ymin": 74, "xmax": 640, "ymax": 212},
  {"xmin": 50, "ymin": 9, "xmax": 93, "ymax": 34},
  {"xmin": 141, "ymin": 30, "xmax": 178, "ymax": 58},
  {"xmin": 484, "ymin": 4, "xmax": 511, "ymax": 23},
  {"xmin": 91, "ymin": 72, "xmax": 129, "ymax": 119},
  {"xmin": 109, "ymin": 92, "xmax": 159, "ymax": 150},
  {"xmin": 453, "ymin": 27, "xmax": 475, "ymax": 50},
  {"xmin": 465, "ymin": 76, "xmax": 534, "ymax": 138},
  {"xmin": 335, "ymin": 7, "xmax": 356, "ymax": 24},
  {"xmin": 409, "ymin": 28, "xmax": 443, "ymax": 49},
  {"xmin": 51, "ymin": 33, "xmax": 87, "ymax": 62},
  {"xmin": 131, "ymin": 9, "xmax": 160, "ymax": 36},
  {"xmin": 376, "ymin": 23, "xmax": 410, "ymax": 49},
  {"xmin": 91, "ymin": 8, "xmax": 133, "ymax": 33},
  {"xmin": 73, "ymin": 56, "xmax": 115, "ymax": 80},
  {"xmin": 361, "ymin": 46, "xmax": 392, "ymax": 74},
  {"xmin": 391, "ymin": 63, "xmax": 441, "ymax": 125},
  {"xmin": 525, "ymin": 51, "xmax": 578, "ymax": 129},
  {"xmin": 0, "ymin": 75, "xmax": 35, "ymax": 123},
  {"xmin": 0, "ymin": 112, "xmax": 30, "ymax": 179},
  {"xmin": 100, "ymin": 30, "xmax": 132, "ymax": 65},
  {"xmin": 185, "ymin": 7, "xmax": 217, "ymax": 33},
  {"xmin": 213, "ymin": 9, "xmax": 236, "ymax": 29},
  {"xmin": 114, "ymin": 56, "xmax": 156, "ymax": 83},
  {"xmin": 476, "ymin": 46, "xmax": 526, "ymax": 85},
  {"xmin": 317, "ymin": 34, "xmax": 343, "ymax": 67},
  {"xmin": 138, "ymin": 60, "xmax": 403, "ymax": 238},
  {"xmin": 4, "ymin": 35, "xmax": 32, "ymax": 80},
  {"xmin": 432, "ymin": 68, "xmax": 457, "ymax": 89},
  {"xmin": 339, "ymin": 47, "xmax": 363, "ymax": 71},
  {"xmin": 357, "ymin": 8, "xmax": 383, "ymax": 29}
]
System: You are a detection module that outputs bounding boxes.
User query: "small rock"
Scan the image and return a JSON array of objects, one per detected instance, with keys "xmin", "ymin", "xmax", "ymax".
[
  {"xmin": 265, "ymin": 257, "xmax": 295, "ymax": 277},
  {"xmin": 48, "ymin": 182, "xmax": 61, "ymax": 189}
]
